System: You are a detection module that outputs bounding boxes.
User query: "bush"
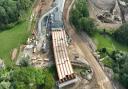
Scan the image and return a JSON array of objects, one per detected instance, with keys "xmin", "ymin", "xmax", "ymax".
[
  {"xmin": 79, "ymin": 17, "xmax": 96, "ymax": 35},
  {"xmin": 0, "ymin": 67, "xmax": 55, "ymax": 89},
  {"xmin": 110, "ymin": 51, "xmax": 128, "ymax": 88},
  {"xmin": 113, "ymin": 23, "xmax": 128, "ymax": 45},
  {"xmin": 10, "ymin": 67, "xmax": 55, "ymax": 89},
  {"xmin": 19, "ymin": 56, "xmax": 31, "ymax": 67},
  {"xmin": 70, "ymin": 0, "xmax": 96, "ymax": 35}
]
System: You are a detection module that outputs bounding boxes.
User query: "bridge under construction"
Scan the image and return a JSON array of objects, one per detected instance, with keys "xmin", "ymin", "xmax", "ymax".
[
  {"xmin": 37, "ymin": 0, "xmax": 78, "ymax": 88},
  {"xmin": 36, "ymin": 0, "xmax": 114, "ymax": 89},
  {"xmin": 51, "ymin": 29, "xmax": 77, "ymax": 88},
  {"xmin": 47, "ymin": 0, "xmax": 78, "ymax": 88}
]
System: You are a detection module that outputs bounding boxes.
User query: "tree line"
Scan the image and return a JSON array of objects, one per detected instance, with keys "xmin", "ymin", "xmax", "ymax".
[
  {"xmin": 70, "ymin": 0, "xmax": 96, "ymax": 35},
  {"xmin": 70, "ymin": 0, "xmax": 128, "ymax": 88},
  {"xmin": 110, "ymin": 51, "xmax": 128, "ymax": 88},
  {"xmin": 0, "ymin": 55, "xmax": 55, "ymax": 89},
  {"xmin": 112, "ymin": 23, "xmax": 128, "ymax": 88},
  {"xmin": 98, "ymin": 48, "xmax": 128, "ymax": 88},
  {"xmin": 0, "ymin": 0, "xmax": 34, "ymax": 31},
  {"xmin": 0, "ymin": 67, "xmax": 55, "ymax": 89}
]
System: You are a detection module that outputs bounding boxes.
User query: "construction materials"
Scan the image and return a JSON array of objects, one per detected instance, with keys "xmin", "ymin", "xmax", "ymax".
[{"xmin": 52, "ymin": 30, "xmax": 77, "ymax": 88}]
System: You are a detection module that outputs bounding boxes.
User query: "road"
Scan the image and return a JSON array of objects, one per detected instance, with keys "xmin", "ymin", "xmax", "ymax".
[
  {"xmin": 37, "ymin": 0, "xmax": 55, "ymax": 51},
  {"xmin": 63, "ymin": 0, "xmax": 114, "ymax": 89}
]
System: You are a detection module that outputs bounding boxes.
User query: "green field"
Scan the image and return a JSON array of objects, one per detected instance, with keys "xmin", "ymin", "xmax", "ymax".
[
  {"xmin": 0, "ymin": 7, "xmax": 32, "ymax": 66},
  {"xmin": 92, "ymin": 32, "xmax": 128, "ymax": 52},
  {"xmin": 0, "ymin": 3, "xmax": 33, "ymax": 65},
  {"xmin": 0, "ymin": 21, "xmax": 30, "ymax": 65},
  {"xmin": 92, "ymin": 32, "xmax": 128, "ymax": 68}
]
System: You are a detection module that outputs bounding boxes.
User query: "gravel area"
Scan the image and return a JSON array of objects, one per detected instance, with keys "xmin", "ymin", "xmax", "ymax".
[{"xmin": 90, "ymin": 0, "xmax": 116, "ymax": 11}]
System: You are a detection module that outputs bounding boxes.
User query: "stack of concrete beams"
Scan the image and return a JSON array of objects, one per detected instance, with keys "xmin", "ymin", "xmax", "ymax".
[{"xmin": 52, "ymin": 29, "xmax": 77, "ymax": 88}]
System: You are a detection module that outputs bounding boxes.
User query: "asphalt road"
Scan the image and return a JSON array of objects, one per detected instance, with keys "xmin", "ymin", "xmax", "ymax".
[{"xmin": 63, "ymin": 0, "xmax": 114, "ymax": 89}]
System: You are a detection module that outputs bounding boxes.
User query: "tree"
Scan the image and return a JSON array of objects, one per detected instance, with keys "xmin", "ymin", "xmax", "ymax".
[
  {"xmin": 0, "ymin": 81, "xmax": 11, "ymax": 89},
  {"xmin": 70, "ymin": 9, "xmax": 80, "ymax": 28},
  {"xmin": 70, "ymin": 0, "xmax": 96, "ymax": 35},
  {"xmin": 44, "ymin": 71, "xmax": 55, "ymax": 89},
  {"xmin": 17, "ymin": 0, "xmax": 32, "ymax": 11},
  {"xmin": 113, "ymin": 23, "xmax": 128, "ymax": 45},
  {"xmin": 0, "ymin": 6, "xmax": 7, "ymax": 29},
  {"xmin": 19, "ymin": 56, "xmax": 30, "ymax": 67},
  {"xmin": 0, "ymin": 0, "xmax": 35, "ymax": 30},
  {"xmin": 79, "ymin": 17, "xmax": 96, "ymax": 35},
  {"xmin": 110, "ymin": 51, "xmax": 128, "ymax": 88},
  {"xmin": 76, "ymin": 0, "xmax": 89, "ymax": 17},
  {"xmin": 120, "ymin": 57, "xmax": 128, "ymax": 88},
  {"xmin": 10, "ymin": 67, "xmax": 55, "ymax": 89},
  {"xmin": 3, "ymin": 0, "xmax": 19, "ymax": 23}
]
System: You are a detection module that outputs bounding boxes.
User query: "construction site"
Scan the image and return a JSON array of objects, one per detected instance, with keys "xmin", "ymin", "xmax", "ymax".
[
  {"xmin": 16, "ymin": 0, "xmax": 116, "ymax": 89},
  {"xmin": 0, "ymin": 0, "xmax": 128, "ymax": 88}
]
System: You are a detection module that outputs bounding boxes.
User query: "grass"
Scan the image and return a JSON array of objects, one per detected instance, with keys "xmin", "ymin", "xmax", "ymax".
[
  {"xmin": 92, "ymin": 32, "xmax": 128, "ymax": 52},
  {"xmin": 0, "ymin": 21, "xmax": 30, "ymax": 66},
  {"xmin": 92, "ymin": 31, "xmax": 128, "ymax": 67},
  {"xmin": 0, "ymin": 8, "xmax": 32, "ymax": 66}
]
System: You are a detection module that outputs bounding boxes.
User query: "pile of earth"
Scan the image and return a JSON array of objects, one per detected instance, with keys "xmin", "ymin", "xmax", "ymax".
[{"xmin": 90, "ymin": 0, "xmax": 128, "ymax": 22}]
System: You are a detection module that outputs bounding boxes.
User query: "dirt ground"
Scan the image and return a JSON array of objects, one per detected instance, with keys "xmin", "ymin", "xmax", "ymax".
[
  {"xmin": 64, "ymin": 0, "xmax": 100, "ymax": 89},
  {"xmin": 32, "ymin": 0, "xmax": 53, "ymax": 18},
  {"xmin": 63, "ymin": 77, "xmax": 99, "ymax": 89},
  {"xmin": 66, "ymin": 42, "xmax": 99, "ymax": 89},
  {"xmin": 87, "ymin": 0, "xmax": 121, "ymax": 30},
  {"xmin": 63, "ymin": 0, "xmax": 114, "ymax": 89}
]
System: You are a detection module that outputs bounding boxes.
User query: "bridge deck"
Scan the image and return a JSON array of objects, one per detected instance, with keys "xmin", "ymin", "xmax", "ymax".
[{"xmin": 52, "ymin": 29, "xmax": 75, "ymax": 83}]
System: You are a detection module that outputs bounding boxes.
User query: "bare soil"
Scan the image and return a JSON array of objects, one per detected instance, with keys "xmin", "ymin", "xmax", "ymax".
[
  {"xmin": 63, "ymin": 0, "xmax": 114, "ymax": 89},
  {"xmin": 11, "ymin": 48, "xmax": 18, "ymax": 60},
  {"xmin": 87, "ymin": 0, "xmax": 121, "ymax": 30}
]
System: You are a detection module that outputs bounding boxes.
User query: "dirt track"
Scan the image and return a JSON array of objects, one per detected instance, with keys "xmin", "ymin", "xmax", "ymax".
[{"xmin": 63, "ymin": 0, "xmax": 114, "ymax": 89}]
